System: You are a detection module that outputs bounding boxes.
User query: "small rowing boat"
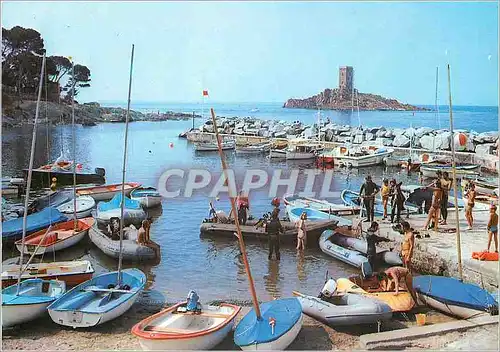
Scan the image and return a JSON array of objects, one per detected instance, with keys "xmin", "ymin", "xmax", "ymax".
[
  {"xmin": 95, "ymin": 193, "xmax": 147, "ymax": 227},
  {"xmin": 420, "ymin": 163, "xmax": 480, "ymax": 179},
  {"xmin": 131, "ymin": 298, "xmax": 241, "ymax": 350},
  {"xmin": 283, "ymin": 194, "xmax": 360, "ymax": 215},
  {"xmin": 130, "ymin": 187, "xmax": 162, "ymax": 208},
  {"xmin": 14, "ymin": 218, "xmax": 94, "ymax": 255},
  {"xmin": 194, "ymin": 139, "xmax": 235, "ymax": 151},
  {"xmin": 47, "ymin": 268, "xmax": 146, "ymax": 328},
  {"xmin": 1, "ymin": 260, "xmax": 94, "ymax": 288},
  {"xmin": 75, "ymin": 182, "xmax": 141, "ymax": 202},
  {"xmin": 57, "ymin": 195, "xmax": 96, "ymax": 219},
  {"xmin": 2, "ymin": 278, "xmax": 66, "ymax": 327},
  {"xmin": 236, "ymin": 142, "xmax": 271, "ymax": 155},
  {"xmin": 413, "ymin": 275, "xmax": 498, "ymax": 319}
]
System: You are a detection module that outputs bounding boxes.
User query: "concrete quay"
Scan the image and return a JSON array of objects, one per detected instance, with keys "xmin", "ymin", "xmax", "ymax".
[{"xmin": 376, "ymin": 209, "xmax": 499, "ymax": 293}]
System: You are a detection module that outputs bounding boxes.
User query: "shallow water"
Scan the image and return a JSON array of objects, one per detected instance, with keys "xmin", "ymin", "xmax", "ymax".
[{"xmin": 3, "ymin": 119, "xmax": 426, "ymax": 302}]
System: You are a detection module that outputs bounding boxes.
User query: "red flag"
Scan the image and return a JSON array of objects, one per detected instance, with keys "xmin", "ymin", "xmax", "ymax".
[{"xmin": 203, "ymin": 90, "xmax": 209, "ymax": 97}]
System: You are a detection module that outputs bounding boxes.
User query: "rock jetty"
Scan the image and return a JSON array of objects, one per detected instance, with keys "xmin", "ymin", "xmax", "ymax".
[
  {"xmin": 193, "ymin": 116, "xmax": 499, "ymax": 155},
  {"xmin": 284, "ymin": 88, "xmax": 428, "ymax": 111}
]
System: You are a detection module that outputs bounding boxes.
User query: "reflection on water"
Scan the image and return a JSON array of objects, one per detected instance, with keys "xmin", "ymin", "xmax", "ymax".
[{"xmin": 2, "ymin": 120, "xmax": 423, "ymax": 302}]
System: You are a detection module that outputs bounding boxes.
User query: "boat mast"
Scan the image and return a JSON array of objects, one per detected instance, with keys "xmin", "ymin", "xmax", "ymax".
[
  {"xmin": 317, "ymin": 108, "xmax": 321, "ymax": 142},
  {"xmin": 16, "ymin": 52, "xmax": 46, "ymax": 295},
  {"xmin": 356, "ymin": 89, "xmax": 361, "ymax": 127},
  {"xmin": 447, "ymin": 64, "xmax": 463, "ymax": 281},
  {"xmin": 210, "ymin": 107, "xmax": 262, "ymax": 319},
  {"xmin": 70, "ymin": 58, "xmax": 78, "ymax": 228},
  {"xmin": 435, "ymin": 66, "xmax": 441, "ymax": 129},
  {"xmin": 118, "ymin": 44, "xmax": 135, "ymax": 286}
]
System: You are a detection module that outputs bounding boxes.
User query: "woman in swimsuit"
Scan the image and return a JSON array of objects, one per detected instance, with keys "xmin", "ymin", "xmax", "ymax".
[{"xmin": 400, "ymin": 221, "xmax": 414, "ymax": 270}]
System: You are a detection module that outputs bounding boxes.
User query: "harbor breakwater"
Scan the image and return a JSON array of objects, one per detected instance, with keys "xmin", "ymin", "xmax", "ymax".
[{"xmin": 188, "ymin": 116, "xmax": 499, "ymax": 172}]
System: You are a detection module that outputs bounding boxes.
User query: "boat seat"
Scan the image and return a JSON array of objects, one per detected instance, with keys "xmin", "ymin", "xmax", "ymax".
[
  {"xmin": 173, "ymin": 311, "xmax": 232, "ymax": 319},
  {"xmin": 145, "ymin": 326, "xmax": 193, "ymax": 334},
  {"xmin": 55, "ymin": 230, "xmax": 76, "ymax": 240}
]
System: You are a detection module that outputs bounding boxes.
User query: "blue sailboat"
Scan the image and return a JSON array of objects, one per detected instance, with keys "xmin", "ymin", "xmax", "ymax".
[
  {"xmin": 2, "ymin": 207, "xmax": 68, "ymax": 243},
  {"xmin": 413, "ymin": 276, "xmax": 498, "ymax": 319},
  {"xmin": 234, "ymin": 298, "xmax": 303, "ymax": 350}
]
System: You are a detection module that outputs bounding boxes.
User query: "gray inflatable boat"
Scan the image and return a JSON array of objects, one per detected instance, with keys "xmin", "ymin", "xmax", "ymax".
[{"xmin": 293, "ymin": 289, "xmax": 392, "ymax": 326}]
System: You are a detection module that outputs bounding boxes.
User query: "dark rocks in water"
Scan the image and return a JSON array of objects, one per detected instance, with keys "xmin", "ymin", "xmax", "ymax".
[{"xmin": 284, "ymin": 88, "xmax": 428, "ymax": 111}]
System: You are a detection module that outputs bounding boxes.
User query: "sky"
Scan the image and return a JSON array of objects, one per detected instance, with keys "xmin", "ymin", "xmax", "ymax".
[{"xmin": 2, "ymin": 1, "xmax": 498, "ymax": 106}]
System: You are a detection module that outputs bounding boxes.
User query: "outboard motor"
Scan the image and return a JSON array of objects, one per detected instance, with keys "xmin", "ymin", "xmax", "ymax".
[
  {"xmin": 318, "ymin": 279, "xmax": 337, "ymax": 299},
  {"xmin": 95, "ymin": 167, "xmax": 106, "ymax": 177},
  {"xmin": 186, "ymin": 290, "xmax": 201, "ymax": 312}
]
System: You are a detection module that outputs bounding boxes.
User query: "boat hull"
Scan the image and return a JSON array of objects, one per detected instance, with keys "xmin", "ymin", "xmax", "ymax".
[
  {"xmin": 420, "ymin": 165, "xmax": 480, "ymax": 179},
  {"xmin": 319, "ymin": 230, "xmax": 372, "ymax": 276},
  {"xmin": 47, "ymin": 269, "xmax": 146, "ymax": 328},
  {"xmin": 295, "ymin": 292, "xmax": 392, "ymax": 327},
  {"xmin": 2, "ymin": 301, "xmax": 52, "ymax": 327},
  {"xmin": 89, "ymin": 223, "xmax": 159, "ymax": 261},
  {"xmin": 335, "ymin": 150, "xmax": 394, "ymax": 168},
  {"xmin": 137, "ymin": 321, "xmax": 235, "ymax": 350},
  {"xmin": 2, "ymin": 260, "xmax": 94, "ymax": 288},
  {"xmin": 269, "ymin": 149, "xmax": 286, "ymax": 158},
  {"xmin": 23, "ymin": 169, "xmax": 105, "ymax": 189},
  {"xmin": 132, "ymin": 303, "xmax": 240, "ymax": 351},
  {"xmin": 239, "ymin": 314, "xmax": 303, "ymax": 350},
  {"xmin": 415, "ymin": 292, "xmax": 490, "ymax": 319},
  {"xmin": 76, "ymin": 182, "xmax": 141, "ymax": 202}
]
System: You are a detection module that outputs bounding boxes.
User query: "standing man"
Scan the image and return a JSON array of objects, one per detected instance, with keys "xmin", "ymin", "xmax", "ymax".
[
  {"xmin": 391, "ymin": 182, "xmax": 406, "ymax": 224},
  {"xmin": 440, "ymin": 172, "xmax": 452, "ymax": 225},
  {"xmin": 365, "ymin": 221, "xmax": 391, "ymax": 272},
  {"xmin": 359, "ymin": 175, "xmax": 380, "ymax": 223},
  {"xmin": 265, "ymin": 208, "xmax": 283, "ymax": 260}
]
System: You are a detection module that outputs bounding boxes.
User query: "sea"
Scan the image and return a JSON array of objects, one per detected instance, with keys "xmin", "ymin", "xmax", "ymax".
[{"xmin": 1, "ymin": 102, "xmax": 498, "ymax": 302}]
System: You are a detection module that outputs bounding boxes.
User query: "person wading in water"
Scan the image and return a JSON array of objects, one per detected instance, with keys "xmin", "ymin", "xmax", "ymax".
[
  {"xmin": 265, "ymin": 208, "xmax": 283, "ymax": 260},
  {"xmin": 359, "ymin": 175, "xmax": 380, "ymax": 223},
  {"xmin": 296, "ymin": 212, "xmax": 307, "ymax": 251},
  {"xmin": 236, "ymin": 191, "xmax": 249, "ymax": 225}
]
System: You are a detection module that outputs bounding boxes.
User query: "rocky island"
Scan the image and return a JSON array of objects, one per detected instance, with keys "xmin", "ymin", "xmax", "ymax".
[{"xmin": 284, "ymin": 66, "xmax": 427, "ymax": 111}]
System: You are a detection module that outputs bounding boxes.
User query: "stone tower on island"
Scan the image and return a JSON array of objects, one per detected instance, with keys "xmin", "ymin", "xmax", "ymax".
[{"xmin": 338, "ymin": 66, "xmax": 354, "ymax": 91}]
